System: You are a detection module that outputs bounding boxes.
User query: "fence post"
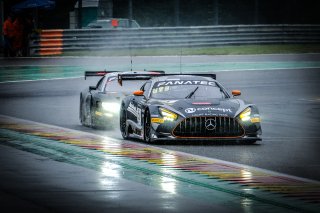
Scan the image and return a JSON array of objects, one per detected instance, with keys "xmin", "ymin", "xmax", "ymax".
[
  {"xmin": 175, "ymin": 0, "xmax": 180, "ymax": 26},
  {"xmin": 254, "ymin": 0, "xmax": 259, "ymax": 24},
  {"xmin": 214, "ymin": 0, "xmax": 219, "ymax": 25},
  {"xmin": 78, "ymin": 0, "xmax": 82, "ymax": 29},
  {"xmin": 0, "ymin": 0, "xmax": 3, "ymax": 50},
  {"xmin": 129, "ymin": 0, "xmax": 133, "ymax": 28}
]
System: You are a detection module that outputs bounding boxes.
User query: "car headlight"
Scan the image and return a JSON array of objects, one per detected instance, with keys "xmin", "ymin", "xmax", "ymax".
[
  {"xmin": 239, "ymin": 107, "xmax": 261, "ymax": 123},
  {"xmin": 159, "ymin": 108, "xmax": 178, "ymax": 121},
  {"xmin": 239, "ymin": 108, "xmax": 251, "ymax": 121},
  {"xmin": 101, "ymin": 102, "xmax": 120, "ymax": 113}
]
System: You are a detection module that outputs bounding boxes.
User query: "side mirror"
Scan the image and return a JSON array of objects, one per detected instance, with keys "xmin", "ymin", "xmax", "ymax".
[
  {"xmin": 133, "ymin": 90, "xmax": 144, "ymax": 96},
  {"xmin": 232, "ymin": 90, "xmax": 241, "ymax": 96},
  {"xmin": 89, "ymin": 86, "xmax": 96, "ymax": 91}
]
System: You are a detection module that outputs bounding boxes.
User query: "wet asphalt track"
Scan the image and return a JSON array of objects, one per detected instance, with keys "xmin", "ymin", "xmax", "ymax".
[{"xmin": 0, "ymin": 55, "xmax": 320, "ymax": 181}]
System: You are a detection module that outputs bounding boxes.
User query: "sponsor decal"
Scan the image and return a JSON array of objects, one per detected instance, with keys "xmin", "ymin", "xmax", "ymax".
[
  {"xmin": 250, "ymin": 117, "xmax": 261, "ymax": 123},
  {"xmin": 197, "ymin": 107, "xmax": 232, "ymax": 113},
  {"xmin": 185, "ymin": 108, "xmax": 196, "ymax": 113},
  {"xmin": 127, "ymin": 102, "xmax": 142, "ymax": 125},
  {"xmin": 185, "ymin": 107, "xmax": 232, "ymax": 113},
  {"xmin": 151, "ymin": 118, "xmax": 164, "ymax": 123},
  {"xmin": 156, "ymin": 80, "xmax": 216, "ymax": 87}
]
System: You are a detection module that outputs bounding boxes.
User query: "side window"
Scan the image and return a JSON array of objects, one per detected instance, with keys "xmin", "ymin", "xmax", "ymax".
[
  {"xmin": 141, "ymin": 82, "xmax": 151, "ymax": 97},
  {"xmin": 96, "ymin": 76, "xmax": 105, "ymax": 91}
]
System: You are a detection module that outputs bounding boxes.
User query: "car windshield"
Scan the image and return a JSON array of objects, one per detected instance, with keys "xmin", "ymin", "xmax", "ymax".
[
  {"xmin": 151, "ymin": 80, "xmax": 226, "ymax": 99},
  {"xmin": 87, "ymin": 19, "xmax": 140, "ymax": 28},
  {"xmin": 87, "ymin": 20, "xmax": 112, "ymax": 28},
  {"xmin": 105, "ymin": 79, "xmax": 145, "ymax": 93}
]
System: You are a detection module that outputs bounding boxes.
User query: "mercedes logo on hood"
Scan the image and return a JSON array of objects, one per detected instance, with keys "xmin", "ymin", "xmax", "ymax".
[{"xmin": 205, "ymin": 118, "xmax": 216, "ymax": 130}]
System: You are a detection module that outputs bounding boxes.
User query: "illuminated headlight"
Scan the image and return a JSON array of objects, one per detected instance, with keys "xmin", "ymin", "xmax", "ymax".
[
  {"xmin": 239, "ymin": 107, "xmax": 261, "ymax": 123},
  {"xmin": 101, "ymin": 102, "xmax": 120, "ymax": 113},
  {"xmin": 159, "ymin": 108, "xmax": 178, "ymax": 121},
  {"xmin": 239, "ymin": 108, "xmax": 251, "ymax": 121}
]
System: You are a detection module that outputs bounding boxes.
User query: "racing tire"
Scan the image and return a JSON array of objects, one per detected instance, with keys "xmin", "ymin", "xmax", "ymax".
[
  {"xmin": 90, "ymin": 105, "xmax": 98, "ymax": 129},
  {"xmin": 79, "ymin": 96, "xmax": 84, "ymax": 125},
  {"xmin": 120, "ymin": 106, "xmax": 129, "ymax": 139},
  {"xmin": 80, "ymin": 95, "xmax": 90, "ymax": 127},
  {"xmin": 243, "ymin": 140, "xmax": 257, "ymax": 145},
  {"xmin": 88, "ymin": 99, "xmax": 97, "ymax": 129},
  {"xmin": 144, "ymin": 110, "xmax": 153, "ymax": 143}
]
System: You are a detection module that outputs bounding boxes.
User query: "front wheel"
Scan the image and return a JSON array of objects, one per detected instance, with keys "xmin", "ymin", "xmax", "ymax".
[
  {"xmin": 144, "ymin": 111, "xmax": 152, "ymax": 143},
  {"xmin": 79, "ymin": 96, "xmax": 84, "ymax": 125},
  {"xmin": 242, "ymin": 140, "xmax": 257, "ymax": 145},
  {"xmin": 120, "ymin": 106, "xmax": 129, "ymax": 139}
]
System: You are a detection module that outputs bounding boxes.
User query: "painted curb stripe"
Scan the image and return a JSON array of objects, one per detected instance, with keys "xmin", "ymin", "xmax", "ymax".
[{"xmin": 0, "ymin": 115, "xmax": 319, "ymax": 212}]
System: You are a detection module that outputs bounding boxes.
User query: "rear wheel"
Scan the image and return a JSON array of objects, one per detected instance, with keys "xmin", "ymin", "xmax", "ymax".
[
  {"xmin": 120, "ymin": 106, "xmax": 129, "ymax": 139},
  {"xmin": 79, "ymin": 96, "xmax": 84, "ymax": 125},
  {"xmin": 144, "ymin": 111, "xmax": 152, "ymax": 143}
]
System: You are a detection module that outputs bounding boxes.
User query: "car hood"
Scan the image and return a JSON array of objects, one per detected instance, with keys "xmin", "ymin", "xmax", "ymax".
[{"xmin": 149, "ymin": 98, "xmax": 241, "ymax": 117}]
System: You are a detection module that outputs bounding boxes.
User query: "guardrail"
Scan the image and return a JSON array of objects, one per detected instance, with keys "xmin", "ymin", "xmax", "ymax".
[{"xmin": 29, "ymin": 25, "xmax": 320, "ymax": 56}]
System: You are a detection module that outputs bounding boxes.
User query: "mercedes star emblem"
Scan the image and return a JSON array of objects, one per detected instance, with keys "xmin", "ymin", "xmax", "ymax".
[{"xmin": 205, "ymin": 118, "xmax": 216, "ymax": 130}]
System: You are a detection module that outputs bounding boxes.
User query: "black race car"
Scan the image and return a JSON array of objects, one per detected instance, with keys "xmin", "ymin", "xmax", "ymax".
[
  {"xmin": 119, "ymin": 73, "xmax": 262, "ymax": 143},
  {"xmin": 79, "ymin": 71, "xmax": 164, "ymax": 128}
]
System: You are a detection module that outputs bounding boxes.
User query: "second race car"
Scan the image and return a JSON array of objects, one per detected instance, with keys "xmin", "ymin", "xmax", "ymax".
[
  {"xmin": 119, "ymin": 73, "xmax": 262, "ymax": 143},
  {"xmin": 79, "ymin": 70, "xmax": 164, "ymax": 128}
]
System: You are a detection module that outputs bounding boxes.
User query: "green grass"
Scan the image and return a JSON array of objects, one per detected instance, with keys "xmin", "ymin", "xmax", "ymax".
[{"xmin": 61, "ymin": 44, "xmax": 320, "ymax": 57}]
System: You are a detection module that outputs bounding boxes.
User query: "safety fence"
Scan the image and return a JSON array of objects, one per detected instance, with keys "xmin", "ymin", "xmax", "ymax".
[{"xmin": 29, "ymin": 25, "xmax": 320, "ymax": 56}]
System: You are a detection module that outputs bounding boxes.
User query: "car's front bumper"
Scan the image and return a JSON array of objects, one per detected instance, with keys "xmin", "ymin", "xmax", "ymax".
[
  {"xmin": 150, "ymin": 131, "xmax": 261, "ymax": 142},
  {"xmin": 150, "ymin": 118, "xmax": 262, "ymax": 142}
]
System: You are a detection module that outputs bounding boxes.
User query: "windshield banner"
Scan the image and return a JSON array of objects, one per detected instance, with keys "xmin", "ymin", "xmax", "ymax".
[{"xmin": 155, "ymin": 80, "xmax": 216, "ymax": 87}]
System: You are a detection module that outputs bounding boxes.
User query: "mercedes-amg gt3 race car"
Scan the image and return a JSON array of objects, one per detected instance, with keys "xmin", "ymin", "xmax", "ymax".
[
  {"xmin": 79, "ymin": 70, "xmax": 164, "ymax": 128},
  {"xmin": 119, "ymin": 73, "xmax": 262, "ymax": 143}
]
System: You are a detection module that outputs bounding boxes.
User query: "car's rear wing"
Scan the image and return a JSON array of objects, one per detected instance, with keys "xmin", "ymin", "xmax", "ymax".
[
  {"xmin": 118, "ymin": 73, "xmax": 216, "ymax": 85},
  {"xmin": 84, "ymin": 71, "xmax": 120, "ymax": 80},
  {"xmin": 85, "ymin": 70, "xmax": 166, "ymax": 80},
  {"xmin": 117, "ymin": 71, "xmax": 165, "ymax": 85},
  {"xmin": 163, "ymin": 73, "xmax": 216, "ymax": 79}
]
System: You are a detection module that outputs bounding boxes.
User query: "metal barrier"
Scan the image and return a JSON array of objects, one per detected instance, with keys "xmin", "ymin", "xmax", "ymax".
[{"xmin": 29, "ymin": 25, "xmax": 320, "ymax": 56}]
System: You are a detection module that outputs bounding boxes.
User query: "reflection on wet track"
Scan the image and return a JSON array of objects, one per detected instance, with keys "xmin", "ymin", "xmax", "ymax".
[{"xmin": 0, "ymin": 115, "xmax": 319, "ymax": 212}]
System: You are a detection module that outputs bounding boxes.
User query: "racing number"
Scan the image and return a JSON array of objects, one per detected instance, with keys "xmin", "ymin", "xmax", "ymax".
[{"xmin": 127, "ymin": 101, "xmax": 142, "ymax": 126}]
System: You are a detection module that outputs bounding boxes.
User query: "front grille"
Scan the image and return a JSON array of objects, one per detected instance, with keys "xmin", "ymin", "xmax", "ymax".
[{"xmin": 173, "ymin": 116, "xmax": 244, "ymax": 138}]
